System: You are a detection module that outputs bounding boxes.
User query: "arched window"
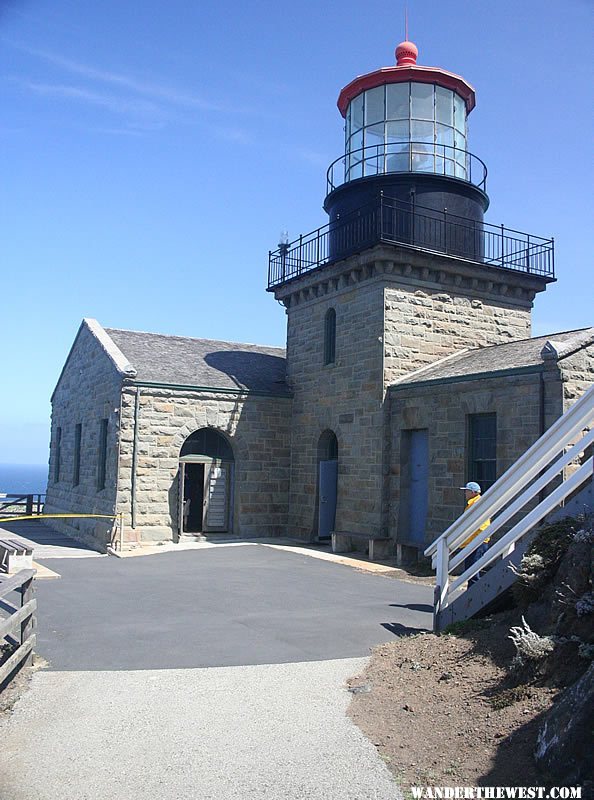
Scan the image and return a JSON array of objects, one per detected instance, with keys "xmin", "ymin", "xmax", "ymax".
[
  {"xmin": 180, "ymin": 428, "xmax": 234, "ymax": 461},
  {"xmin": 318, "ymin": 430, "xmax": 338, "ymax": 461},
  {"xmin": 324, "ymin": 308, "xmax": 336, "ymax": 365}
]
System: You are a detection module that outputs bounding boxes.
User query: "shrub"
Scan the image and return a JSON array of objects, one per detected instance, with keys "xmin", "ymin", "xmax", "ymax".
[
  {"xmin": 511, "ymin": 517, "xmax": 583, "ymax": 605},
  {"xmin": 509, "ymin": 616, "xmax": 555, "ymax": 667},
  {"xmin": 576, "ymin": 592, "xmax": 594, "ymax": 617}
]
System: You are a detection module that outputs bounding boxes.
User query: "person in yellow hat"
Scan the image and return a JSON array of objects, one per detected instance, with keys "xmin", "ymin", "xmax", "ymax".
[{"xmin": 459, "ymin": 482, "xmax": 490, "ymax": 585}]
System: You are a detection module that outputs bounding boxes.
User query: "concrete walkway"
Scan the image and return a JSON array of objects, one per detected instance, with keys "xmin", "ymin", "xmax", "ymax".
[
  {"xmin": 0, "ymin": 659, "xmax": 400, "ymax": 800},
  {"xmin": 0, "ymin": 521, "xmax": 104, "ymax": 560}
]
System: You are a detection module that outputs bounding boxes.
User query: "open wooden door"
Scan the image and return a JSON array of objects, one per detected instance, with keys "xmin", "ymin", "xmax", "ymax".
[
  {"xmin": 177, "ymin": 463, "xmax": 186, "ymax": 538},
  {"xmin": 202, "ymin": 463, "xmax": 230, "ymax": 532}
]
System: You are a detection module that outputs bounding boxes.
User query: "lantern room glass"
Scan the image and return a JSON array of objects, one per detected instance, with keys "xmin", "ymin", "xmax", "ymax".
[{"xmin": 345, "ymin": 83, "xmax": 468, "ymax": 182}]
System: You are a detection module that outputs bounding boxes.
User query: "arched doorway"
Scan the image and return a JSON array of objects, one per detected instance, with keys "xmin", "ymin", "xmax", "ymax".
[
  {"xmin": 178, "ymin": 428, "xmax": 234, "ymax": 536},
  {"xmin": 317, "ymin": 430, "xmax": 338, "ymax": 540}
]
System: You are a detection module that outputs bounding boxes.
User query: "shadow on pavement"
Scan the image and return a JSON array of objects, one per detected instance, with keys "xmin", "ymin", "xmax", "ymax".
[{"xmin": 381, "ymin": 622, "xmax": 430, "ymax": 637}]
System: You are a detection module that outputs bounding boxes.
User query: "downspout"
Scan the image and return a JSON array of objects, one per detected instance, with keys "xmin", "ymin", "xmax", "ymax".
[
  {"xmin": 380, "ymin": 288, "xmax": 391, "ymax": 537},
  {"xmin": 539, "ymin": 371, "xmax": 546, "ymax": 438},
  {"xmin": 131, "ymin": 387, "xmax": 140, "ymax": 530},
  {"xmin": 539, "ymin": 371, "xmax": 546, "ymax": 504},
  {"xmin": 113, "ymin": 386, "xmax": 124, "ymax": 549}
]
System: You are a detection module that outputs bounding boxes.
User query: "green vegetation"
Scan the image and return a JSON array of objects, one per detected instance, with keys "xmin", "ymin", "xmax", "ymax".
[
  {"xmin": 442, "ymin": 617, "xmax": 491, "ymax": 636},
  {"xmin": 488, "ymin": 683, "xmax": 533, "ymax": 710},
  {"xmin": 512, "ymin": 516, "xmax": 585, "ymax": 605}
]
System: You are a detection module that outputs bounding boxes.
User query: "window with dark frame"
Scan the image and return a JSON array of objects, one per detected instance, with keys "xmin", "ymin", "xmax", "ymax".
[
  {"xmin": 324, "ymin": 308, "xmax": 336, "ymax": 365},
  {"xmin": 73, "ymin": 423, "xmax": 82, "ymax": 486},
  {"xmin": 468, "ymin": 413, "xmax": 497, "ymax": 492},
  {"xmin": 54, "ymin": 427, "xmax": 62, "ymax": 483},
  {"xmin": 97, "ymin": 418, "xmax": 108, "ymax": 491},
  {"xmin": 180, "ymin": 428, "xmax": 234, "ymax": 461},
  {"xmin": 318, "ymin": 429, "xmax": 338, "ymax": 461}
]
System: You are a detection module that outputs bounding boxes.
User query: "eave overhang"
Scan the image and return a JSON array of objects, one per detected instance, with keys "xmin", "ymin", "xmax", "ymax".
[{"xmin": 337, "ymin": 65, "xmax": 475, "ymax": 117}]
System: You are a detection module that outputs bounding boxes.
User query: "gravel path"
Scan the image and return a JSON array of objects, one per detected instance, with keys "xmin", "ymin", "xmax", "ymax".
[{"xmin": 0, "ymin": 658, "xmax": 401, "ymax": 800}]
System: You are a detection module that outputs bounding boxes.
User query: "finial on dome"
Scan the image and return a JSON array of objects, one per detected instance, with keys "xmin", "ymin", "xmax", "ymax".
[{"xmin": 395, "ymin": 40, "xmax": 418, "ymax": 67}]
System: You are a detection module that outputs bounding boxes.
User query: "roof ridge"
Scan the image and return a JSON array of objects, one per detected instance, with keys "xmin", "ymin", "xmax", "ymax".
[
  {"xmin": 541, "ymin": 327, "xmax": 594, "ymax": 362},
  {"xmin": 442, "ymin": 327, "xmax": 593, "ymax": 362},
  {"xmin": 391, "ymin": 347, "xmax": 470, "ymax": 385},
  {"xmin": 104, "ymin": 326, "xmax": 285, "ymax": 351},
  {"xmin": 482, "ymin": 327, "xmax": 591, "ymax": 350}
]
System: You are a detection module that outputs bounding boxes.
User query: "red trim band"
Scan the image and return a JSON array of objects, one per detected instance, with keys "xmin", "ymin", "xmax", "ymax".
[{"xmin": 337, "ymin": 65, "xmax": 476, "ymax": 117}]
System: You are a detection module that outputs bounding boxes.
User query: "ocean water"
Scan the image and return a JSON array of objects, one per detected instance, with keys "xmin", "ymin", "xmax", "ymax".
[{"xmin": 0, "ymin": 464, "xmax": 48, "ymax": 495}]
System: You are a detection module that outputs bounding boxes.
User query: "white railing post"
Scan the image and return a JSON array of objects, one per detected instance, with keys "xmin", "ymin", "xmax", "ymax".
[
  {"xmin": 434, "ymin": 537, "xmax": 450, "ymax": 630},
  {"xmin": 426, "ymin": 385, "xmax": 594, "ymax": 624},
  {"xmin": 426, "ymin": 386, "xmax": 594, "ymax": 563}
]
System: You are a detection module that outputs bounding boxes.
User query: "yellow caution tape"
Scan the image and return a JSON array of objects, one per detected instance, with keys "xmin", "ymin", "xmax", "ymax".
[{"xmin": 0, "ymin": 513, "xmax": 121, "ymax": 524}]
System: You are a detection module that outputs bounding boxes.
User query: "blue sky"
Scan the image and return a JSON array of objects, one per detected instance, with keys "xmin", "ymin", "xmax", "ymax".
[{"xmin": 1, "ymin": 0, "xmax": 592, "ymax": 465}]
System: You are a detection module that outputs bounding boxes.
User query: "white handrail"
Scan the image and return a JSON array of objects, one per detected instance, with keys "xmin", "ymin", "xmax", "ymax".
[
  {"xmin": 430, "ymin": 384, "xmax": 594, "ymax": 621},
  {"xmin": 426, "ymin": 385, "xmax": 594, "ymax": 559},
  {"xmin": 449, "ymin": 426, "xmax": 594, "ymax": 572},
  {"xmin": 448, "ymin": 457, "xmax": 592, "ymax": 593}
]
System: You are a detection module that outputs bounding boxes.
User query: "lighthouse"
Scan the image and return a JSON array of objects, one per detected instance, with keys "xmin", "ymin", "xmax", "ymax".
[
  {"xmin": 325, "ymin": 39, "xmax": 488, "ymax": 261},
  {"xmin": 267, "ymin": 39, "xmax": 555, "ymax": 543}
]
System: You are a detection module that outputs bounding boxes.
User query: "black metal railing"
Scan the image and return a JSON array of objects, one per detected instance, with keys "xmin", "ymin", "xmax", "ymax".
[
  {"xmin": 0, "ymin": 493, "xmax": 45, "ymax": 517},
  {"xmin": 326, "ymin": 143, "xmax": 488, "ymax": 195},
  {"xmin": 267, "ymin": 194, "xmax": 554, "ymax": 289}
]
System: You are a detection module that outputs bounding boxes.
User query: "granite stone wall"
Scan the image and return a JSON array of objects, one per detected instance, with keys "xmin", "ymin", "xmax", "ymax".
[
  {"xmin": 388, "ymin": 372, "xmax": 549, "ymax": 550},
  {"xmin": 383, "ymin": 287, "xmax": 532, "ymax": 384},
  {"xmin": 281, "ymin": 244, "xmax": 539, "ymax": 541},
  {"xmin": 559, "ymin": 343, "xmax": 594, "ymax": 409},
  {"xmin": 44, "ymin": 324, "xmax": 123, "ymax": 550},
  {"xmin": 558, "ymin": 343, "xmax": 594, "ymax": 482},
  {"xmin": 285, "ymin": 282, "xmax": 386, "ymax": 539},
  {"xmin": 116, "ymin": 386, "xmax": 291, "ymax": 542}
]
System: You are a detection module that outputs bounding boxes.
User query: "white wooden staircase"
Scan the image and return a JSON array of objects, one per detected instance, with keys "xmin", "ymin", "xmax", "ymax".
[{"xmin": 425, "ymin": 385, "xmax": 594, "ymax": 632}]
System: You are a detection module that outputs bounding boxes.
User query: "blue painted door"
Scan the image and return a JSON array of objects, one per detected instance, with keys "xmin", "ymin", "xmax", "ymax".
[
  {"xmin": 318, "ymin": 459, "xmax": 338, "ymax": 539},
  {"xmin": 409, "ymin": 429, "xmax": 429, "ymax": 546}
]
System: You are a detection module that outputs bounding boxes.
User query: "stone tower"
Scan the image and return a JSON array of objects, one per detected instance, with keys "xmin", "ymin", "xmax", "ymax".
[{"xmin": 268, "ymin": 40, "xmax": 554, "ymax": 541}]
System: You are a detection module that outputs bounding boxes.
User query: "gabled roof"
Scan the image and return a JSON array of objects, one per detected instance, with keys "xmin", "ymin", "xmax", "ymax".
[
  {"xmin": 391, "ymin": 327, "xmax": 594, "ymax": 389},
  {"xmin": 51, "ymin": 318, "xmax": 136, "ymax": 402},
  {"xmin": 104, "ymin": 326, "xmax": 290, "ymax": 396}
]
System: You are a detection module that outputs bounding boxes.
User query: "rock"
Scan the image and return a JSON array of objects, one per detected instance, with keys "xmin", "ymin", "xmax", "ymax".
[
  {"xmin": 535, "ymin": 661, "xmax": 594, "ymax": 785},
  {"xmin": 551, "ymin": 540, "xmax": 593, "ymax": 637},
  {"xmin": 348, "ymin": 683, "xmax": 372, "ymax": 694}
]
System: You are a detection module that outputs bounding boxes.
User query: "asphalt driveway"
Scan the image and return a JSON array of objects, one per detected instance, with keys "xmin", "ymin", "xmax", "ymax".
[{"xmin": 34, "ymin": 543, "xmax": 433, "ymax": 670}]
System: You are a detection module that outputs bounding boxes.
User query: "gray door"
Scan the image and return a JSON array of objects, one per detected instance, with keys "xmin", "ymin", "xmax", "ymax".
[
  {"xmin": 408, "ymin": 429, "xmax": 429, "ymax": 546},
  {"xmin": 318, "ymin": 459, "xmax": 338, "ymax": 539}
]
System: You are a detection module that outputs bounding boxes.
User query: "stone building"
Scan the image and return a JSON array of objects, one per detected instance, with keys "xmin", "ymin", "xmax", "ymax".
[
  {"xmin": 44, "ymin": 39, "xmax": 593, "ymax": 554},
  {"xmin": 45, "ymin": 319, "xmax": 291, "ymax": 546}
]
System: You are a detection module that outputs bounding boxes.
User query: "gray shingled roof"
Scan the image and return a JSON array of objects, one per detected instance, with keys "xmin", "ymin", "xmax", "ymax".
[
  {"xmin": 392, "ymin": 327, "xmax": 594, "ymax": 387},
  {"xmin": 104, "ymin": 327, "xmax": 290, "ymax": 396}
]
